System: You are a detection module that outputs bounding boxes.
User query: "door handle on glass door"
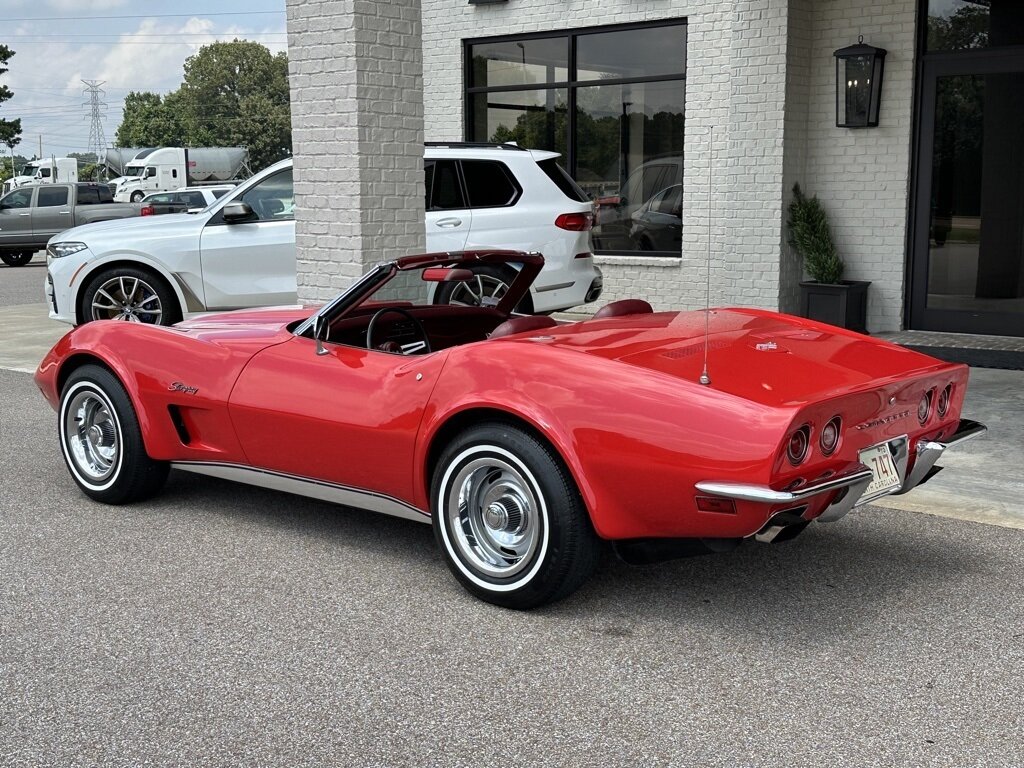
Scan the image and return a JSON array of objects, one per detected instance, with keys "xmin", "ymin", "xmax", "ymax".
[{"xmin": 435, "ymin": 218, "xmax": 462, "ymax": 228}]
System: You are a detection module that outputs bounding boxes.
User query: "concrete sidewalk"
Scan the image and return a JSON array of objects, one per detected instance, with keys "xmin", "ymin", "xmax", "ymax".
[{"xmin": 1, "ymin": 301, "xmax": 1020, "ymax": 528}]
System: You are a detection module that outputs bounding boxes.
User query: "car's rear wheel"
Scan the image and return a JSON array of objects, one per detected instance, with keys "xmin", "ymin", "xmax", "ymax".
[
  {"xmin": 59, "ymin": 365, "xmax": 169, "ymax": 504},
  {"xmin": 432, "ymin": 422, "xmax": 600, "ymax": 609},
  {"xmin": 433, "ymin": 263, "xmax": 534, "ymax": 314},
  {"xmin": 81, "ymin": 266, "xmax": 180, "ymax": 325},
  {"xmin": 0, "ymin": 251, "xmax": 34, "ymax": 267}
]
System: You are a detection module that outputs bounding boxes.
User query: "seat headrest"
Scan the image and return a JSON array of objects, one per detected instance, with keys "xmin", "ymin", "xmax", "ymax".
[
  {"xmin": 489, "ymin": 315, "xmax": 557, "ymax": 340},
  {"xmin": 592, "ymin": 299, "xmax": 654, "ymax": 320}
]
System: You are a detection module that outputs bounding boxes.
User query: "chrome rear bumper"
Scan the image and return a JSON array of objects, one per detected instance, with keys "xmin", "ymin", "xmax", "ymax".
[{"xmin": 695, "ymin": 418, "xmax": 988, "ymax": 529}]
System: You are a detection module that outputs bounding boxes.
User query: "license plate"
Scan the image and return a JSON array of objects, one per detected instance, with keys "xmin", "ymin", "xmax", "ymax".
[{"xmin": 859, "ymin": 443, "xmax": 902, "ymax": 498}]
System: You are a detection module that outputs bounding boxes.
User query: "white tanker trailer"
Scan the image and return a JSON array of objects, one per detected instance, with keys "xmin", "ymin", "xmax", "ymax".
[{"xmin": 107, "ymin": 147, "xmax": 251, "ymax": 202}]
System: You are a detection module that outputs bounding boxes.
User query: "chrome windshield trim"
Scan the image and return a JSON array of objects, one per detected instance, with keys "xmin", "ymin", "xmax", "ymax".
[
  {"xmin": 293, "ymin": 261, "xmax": 396, "ymax": 338},
  {"xmin": 696, "ymin": 468, "xmax": 874, "ymax": 504},
  {"xmin": 171, "ymin": 461, "xmax": 430, "ymax": 523}
]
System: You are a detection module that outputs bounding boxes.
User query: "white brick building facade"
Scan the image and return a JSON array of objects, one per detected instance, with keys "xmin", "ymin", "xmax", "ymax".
[{"xmin": 286, "ymin": 0, "xmax": 920, "ymax": 333}]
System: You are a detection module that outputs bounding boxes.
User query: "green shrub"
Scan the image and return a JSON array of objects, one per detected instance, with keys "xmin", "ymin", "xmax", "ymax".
[{"xmin": 787, "ymin": 183, "xmax": 844, "ymax": 284}]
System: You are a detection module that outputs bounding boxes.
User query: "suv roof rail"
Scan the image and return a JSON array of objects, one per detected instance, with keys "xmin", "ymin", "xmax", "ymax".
[{"xmin": 424, "ymin": 141, "xmax": 527, "ymax": 151}]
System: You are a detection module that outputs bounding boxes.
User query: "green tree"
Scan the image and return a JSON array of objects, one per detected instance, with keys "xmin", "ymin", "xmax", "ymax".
[
  {"xmin": 0, "ymin": 45, "xmax": 22, "ymax": 152},
  {"xmin": 114, "ymin": 40, "xmax": 291, "ymax": 171}
]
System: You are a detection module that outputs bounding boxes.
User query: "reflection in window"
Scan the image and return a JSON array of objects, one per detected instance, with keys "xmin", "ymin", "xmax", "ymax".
[
  {"xmin": 927, "ymin": 0, "xmax": 1024, "ymax": 51},
  {"xmin": 466, "ymin": 20, "xmax": 686, "ymax": 256}
]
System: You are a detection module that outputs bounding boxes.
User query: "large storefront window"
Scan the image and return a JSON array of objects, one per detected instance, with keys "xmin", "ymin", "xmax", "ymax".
[{"xmin": 466, "ymin": 20, "xmax": 686, "ymax": 256}]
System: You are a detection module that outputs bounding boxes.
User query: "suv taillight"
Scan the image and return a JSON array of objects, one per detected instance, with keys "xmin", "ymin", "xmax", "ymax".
[{"xmin": 555, "ymin": 212, "xmax": 593, "ymax": 231}]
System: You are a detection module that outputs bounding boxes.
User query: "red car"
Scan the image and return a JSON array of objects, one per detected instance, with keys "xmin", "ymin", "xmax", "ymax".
[{"xmin": 36, "ymin": 250, "xmax": 986, "ymax": 609}]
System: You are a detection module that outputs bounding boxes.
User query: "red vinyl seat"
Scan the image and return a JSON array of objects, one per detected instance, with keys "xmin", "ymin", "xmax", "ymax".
[
  {"xmin": 593, "ymin": 299, "xmax": 654, "ymax": 319},
  {"xmin": 489, "ymin": 315, "xmax": 557, "ymax": 339}
]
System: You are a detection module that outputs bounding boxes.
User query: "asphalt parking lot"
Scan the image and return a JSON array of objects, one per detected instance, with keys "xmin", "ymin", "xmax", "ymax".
[{"xmin": 2, "ymin": 260, "xmax": 1023, "ymax": 766}]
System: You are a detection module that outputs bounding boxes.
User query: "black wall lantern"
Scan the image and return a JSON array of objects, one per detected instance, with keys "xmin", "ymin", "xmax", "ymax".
[{"xmin": 834, "ymin": 36, "xmax": 886, "ymax": 128}]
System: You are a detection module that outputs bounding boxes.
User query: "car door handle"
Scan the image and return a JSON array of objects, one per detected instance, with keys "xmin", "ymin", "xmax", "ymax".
[
  {"xmin": 18, "ymin": 213, "xmax": 30, "ymax": 217},
  {"xmin": 59, "ymin": 210, "xmax": 71, "ymax": 215},
  {"xmin": 435, "ymin": 217, "xmax": 462, "ymax": 228}
]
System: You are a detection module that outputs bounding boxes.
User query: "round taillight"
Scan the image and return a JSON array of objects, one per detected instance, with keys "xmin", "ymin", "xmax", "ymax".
[
  {"xmin": 937, "ymin": 385, "xmax": 951, "ymax": 418},
  {"xmin": 820, "ymin": 416, "xmax": 841, "ymax": 456},
  {"xmin": 787, "ymin": 426, "xmax": 810, "ymax": 465},
  {"xmin": 918, "ymin": 391, "xmax": 932, "ymax": 425}
]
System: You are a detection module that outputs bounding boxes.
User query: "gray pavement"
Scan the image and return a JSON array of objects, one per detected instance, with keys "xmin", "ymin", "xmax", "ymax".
[
  {"xmin": 1, "ymin": 368, "xmax": 1022, "ymax": 766},
  {"xmin": 1, "ymin": 266, "xmax": 1023, "ymax": 765}
]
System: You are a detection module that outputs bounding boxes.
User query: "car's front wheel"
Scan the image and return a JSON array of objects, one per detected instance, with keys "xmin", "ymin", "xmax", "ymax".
[
  {"xmin": 59, "ymin": 365, "xmax": 169, "ymax": 504},
  {"xmin": 130, "ymin": 191, "xmax": 145, "ymax": 202},
  {"xmin": 432, "ymin": 422, "xmax": 600, "ymax": 609},
  {"xmin": 0, "ymin": 251, "xmax": 34, "ymax": 267},
  {"xmin": 81, "ymin": 266, "xmax": 180, "ymax": 325}
]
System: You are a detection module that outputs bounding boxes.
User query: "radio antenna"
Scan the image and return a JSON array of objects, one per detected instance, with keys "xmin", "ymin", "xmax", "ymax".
[{"xmin": 699, "ymin": 126, "xmax": 714, "ymax": 386}]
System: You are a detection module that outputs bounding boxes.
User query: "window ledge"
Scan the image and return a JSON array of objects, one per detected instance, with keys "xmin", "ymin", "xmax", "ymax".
[{"xmin": 595, "ymin": 254, "xmax": 682, "ymax": 267}]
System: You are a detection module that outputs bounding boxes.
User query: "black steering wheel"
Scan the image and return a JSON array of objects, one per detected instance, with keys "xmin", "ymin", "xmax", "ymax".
[{"xmin": 366, "ymin": 307, "xmax": 432, "ymax": 354}]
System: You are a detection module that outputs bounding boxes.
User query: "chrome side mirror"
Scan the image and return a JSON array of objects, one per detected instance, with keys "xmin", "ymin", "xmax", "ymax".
[{"xmin": 312, "ymin": 314, "xmax": 329, "ymax": 356}]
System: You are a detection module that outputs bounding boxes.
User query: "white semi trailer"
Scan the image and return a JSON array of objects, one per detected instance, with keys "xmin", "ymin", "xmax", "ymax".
[
  {"xmin": 3, "ymin": 157, "xmax": 79, "ymax": 194},
  {"xmin": 108, "ymin": 147, "xmax": 250, "ymax": 202}
]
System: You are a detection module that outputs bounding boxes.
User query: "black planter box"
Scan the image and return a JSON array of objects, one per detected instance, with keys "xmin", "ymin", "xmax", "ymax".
[{"xmin": 799, "ymin": 280, "xmax": 870, "ymax": 333}]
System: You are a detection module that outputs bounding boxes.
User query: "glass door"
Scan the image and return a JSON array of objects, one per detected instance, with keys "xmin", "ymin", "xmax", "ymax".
[{"xmin": 910, "ymin": 56, "xmax": 1024, "ymax": 336}]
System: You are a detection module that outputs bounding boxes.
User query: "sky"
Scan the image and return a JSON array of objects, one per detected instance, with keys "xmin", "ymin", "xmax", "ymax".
[{"xmin": 1, "ymin": 0, "xmax": 288, "ymax": 159}]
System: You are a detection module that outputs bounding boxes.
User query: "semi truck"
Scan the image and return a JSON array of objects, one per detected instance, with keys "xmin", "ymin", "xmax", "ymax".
[
  {"xmin": 2, "ymin": 157, "xmax": 79, "ymax": 194},
  {"xmin": 108, "ymin": 147, "xmax": 250, "ymax": 202}
]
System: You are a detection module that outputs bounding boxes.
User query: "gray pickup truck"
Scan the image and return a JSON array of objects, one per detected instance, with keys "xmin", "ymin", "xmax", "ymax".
[{"xmin": 0, "ymin": 183, "xmax": 143, "ymax": 266}]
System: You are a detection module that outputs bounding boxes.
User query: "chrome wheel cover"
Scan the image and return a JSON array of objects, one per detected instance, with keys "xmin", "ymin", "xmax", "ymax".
[
  {"xmin": 63, "ymin": 388, "xmax": 120, "ymax": 483},
  {"xmin": 91, "ymin": 275, "xmax": 162, "ymax": 323},
  {"xmin": 445, "ymin": 455, "xmax": 542, "ymax": 579},
  {"xmin": 447, "ymin": 274, "xmax": 509, "ymax": 307}
]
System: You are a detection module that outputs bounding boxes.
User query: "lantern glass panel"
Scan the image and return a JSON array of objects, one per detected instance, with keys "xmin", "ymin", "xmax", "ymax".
[{"xmin": 840, "ymin": 55, "xmax": 873, "ymax": 126}]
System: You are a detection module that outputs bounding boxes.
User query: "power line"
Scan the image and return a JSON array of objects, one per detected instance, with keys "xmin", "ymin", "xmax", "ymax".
[{"xmin": 4, "ymin": 11, "xmax": 284, "ymax": 22}]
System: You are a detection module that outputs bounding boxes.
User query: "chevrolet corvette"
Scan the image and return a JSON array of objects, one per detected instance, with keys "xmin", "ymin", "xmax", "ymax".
[{"xmin": 35, "ymin": 250, "xmax": 986, "ymax": 608}]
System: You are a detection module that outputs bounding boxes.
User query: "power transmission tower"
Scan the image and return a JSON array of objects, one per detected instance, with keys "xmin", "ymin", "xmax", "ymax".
[{"xmin": 82, "ymin": 79, "xmax": 107, "ymax": 180}]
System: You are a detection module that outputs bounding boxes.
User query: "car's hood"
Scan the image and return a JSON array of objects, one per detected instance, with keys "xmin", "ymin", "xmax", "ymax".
[
  {"xmin": 530, "ymin": 309, "xmax": 953, "ymax": 408},
  {"xmin": 49, "ymin": 212, "xmax": 198, "ymax": 244},
  {"xmin": 172, "ymin": 305, "xmax": 317, "ymax": 343}
]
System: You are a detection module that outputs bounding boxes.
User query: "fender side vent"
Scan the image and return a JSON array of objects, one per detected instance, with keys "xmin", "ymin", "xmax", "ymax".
[{"xmin": 168, "ymin": 405, "xmax": 191, "ymax": 445}]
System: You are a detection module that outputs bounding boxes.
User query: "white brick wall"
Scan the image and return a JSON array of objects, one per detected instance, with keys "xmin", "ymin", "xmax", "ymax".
[
  {"xmin": 285, "ymin": 0, "xmax": 917, "ymax": 329},
  {"xmin": 286, "ymin": 0, "xmax": 426, "ymax": 303},
  {"xmin": 422, "ymin": 0, "xmax": 792, "ymax": 313},
  {"xmin": 801, "ymin": 0, "xmax": 916, "ymax": 332}
]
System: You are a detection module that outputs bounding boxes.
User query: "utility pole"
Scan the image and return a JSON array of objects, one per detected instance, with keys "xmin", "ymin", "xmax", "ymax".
[
  {"xmin": 82, "ymin": 79, "xmax": 107, "ymax": 180},
  {"xmin": 38, "ymin": 134, "xmax": 42, "ymax": 159}
]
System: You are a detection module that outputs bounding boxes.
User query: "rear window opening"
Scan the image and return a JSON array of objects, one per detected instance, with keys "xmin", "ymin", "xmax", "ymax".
[{"xmin": 537, "ymin": 158, "xmax": 589, "ymax": 203}]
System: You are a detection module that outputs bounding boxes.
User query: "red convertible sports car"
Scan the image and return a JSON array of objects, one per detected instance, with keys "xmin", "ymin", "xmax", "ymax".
[{"xmin": 36, "ymin": 250, "xmax": 986, "ymax": 608}]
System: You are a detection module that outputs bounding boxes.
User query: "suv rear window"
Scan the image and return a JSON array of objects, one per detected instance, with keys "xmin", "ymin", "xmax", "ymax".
[
  {"xmin": 425, "ymin": 160, "xmax": 465, "ymax": 210},
  {"xmin": 537, "ymin": 158, "xmax": 589, "ymax": 203},
  {"xmin": 461, "ymin": 160, "xmax": 521, "ymax": 208}
]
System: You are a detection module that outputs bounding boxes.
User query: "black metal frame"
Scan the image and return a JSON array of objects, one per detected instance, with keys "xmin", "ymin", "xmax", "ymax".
[
  {"xmin": 906, "ymin": 0, "xmax": 1024, "ymax": 335},
  {"xmin": 463, "ymin": 18, "xmax": 687, "ymax": 257}
]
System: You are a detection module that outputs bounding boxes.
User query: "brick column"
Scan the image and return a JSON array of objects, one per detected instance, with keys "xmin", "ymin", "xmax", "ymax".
[{"xmin": 285, "ymin": 0, "xmax": 425, "ymax": 304}]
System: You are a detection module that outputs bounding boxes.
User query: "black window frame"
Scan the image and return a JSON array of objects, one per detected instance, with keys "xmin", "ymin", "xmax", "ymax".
[{"xmin": 464, "ymin": 18, "xmax": 687, "ymax": 257}]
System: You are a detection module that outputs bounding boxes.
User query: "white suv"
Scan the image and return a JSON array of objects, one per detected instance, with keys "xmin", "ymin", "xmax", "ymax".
[{"xmin": 45, "ymin": 145, "xmax": 603, "ymax": 326}]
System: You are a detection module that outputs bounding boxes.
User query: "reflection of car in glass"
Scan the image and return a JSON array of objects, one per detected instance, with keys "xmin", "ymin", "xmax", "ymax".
[
  {"xmin": 36, "ymin": 248, "xmax": 986, "ymax": 608},
  {"xmin": 630, "ymin": 184, "xmax": 682, "ymax": 252},
  {"xmin": 140, "ymin": 186, "xmax": 236, "ymax": 216},
  {"xmin": 592, "ymin": 156, "xmax": 682, "ymax": 252}
]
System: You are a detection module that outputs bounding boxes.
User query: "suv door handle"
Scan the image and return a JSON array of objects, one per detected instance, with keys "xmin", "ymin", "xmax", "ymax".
[
  {"xmin": 18, "ymin": 212, "xmax": 30, "ymax": 217},
  {"xmin": 435, "ymin": 217, "xmax": 462, "ymax": 228}
]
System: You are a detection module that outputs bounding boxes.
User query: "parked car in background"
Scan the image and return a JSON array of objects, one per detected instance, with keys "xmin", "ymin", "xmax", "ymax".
[
  {"xmin": 592, "ymin": 155, "xmax": 682, "ymax": 253},
  {"xmin": 630, "ymin": 184, "xmax": 682, "ymax": 252},
  {"xmin": 140, "ymin": 186, "xmax": 236, "ymax": 216},
  {"xmin": 45, "ymin": 144, "xmax": 604, "ymax": 326},
  {"xmin": 35, "ymin": 248, "xmax": 986, "ymax": 608},
  {"xmin": 0, "ymin": 183, "xmax": 143, "ymax": 267}
]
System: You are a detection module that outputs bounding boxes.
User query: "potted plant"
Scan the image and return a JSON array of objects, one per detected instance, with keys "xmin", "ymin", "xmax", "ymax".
[{"xmin": 787, "ymin": 183, "xmax": 870, "ymax": 333}]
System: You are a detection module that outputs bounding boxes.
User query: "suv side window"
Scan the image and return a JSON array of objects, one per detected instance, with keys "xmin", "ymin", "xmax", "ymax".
[
  {"xmin": 1, "ymin": 188, "xmax": 34, "ymax": 209},
  {"xmin": 461, "ymin": 160, "xmax": 521, "ymax": 208},
  {"xmin": 37, "ymin": 186, "xmax": 69, "ymax": 207},
  {"xmin": 240, "ymin": 168, "xmax": 294, "ymax": 221},
  {"xmin": 181, "ymin": 191, "xmax": 207, "ymax": 208},
  {"xmin": 425, "ymin": 160, "xmax": 465, "ymax": 210}
]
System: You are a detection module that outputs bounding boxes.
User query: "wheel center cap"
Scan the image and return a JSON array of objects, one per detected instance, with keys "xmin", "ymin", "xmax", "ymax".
[
  {"xmin": 483, "ymin": 502, "xmax": 508, "ymax": 530},
  {"xmin": 87, "ymin": 424, "xmax": 104, "ymax": 445}
]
